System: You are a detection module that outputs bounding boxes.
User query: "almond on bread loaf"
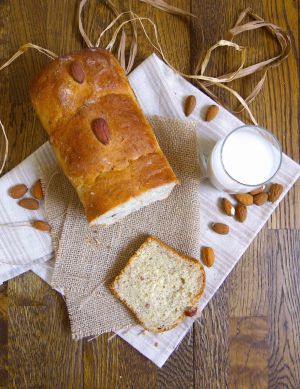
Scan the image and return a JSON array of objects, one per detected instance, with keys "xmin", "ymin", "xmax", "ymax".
[
  {"xmin": 30, "ymin": 49, "xmax": 178, "ymax": 225},
  {"xmin": 110, "ymin": 236, "xmax": 205, "ymax": 332}
]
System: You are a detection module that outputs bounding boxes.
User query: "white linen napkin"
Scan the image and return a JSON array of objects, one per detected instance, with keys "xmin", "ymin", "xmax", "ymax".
[
  {"xmin": 0, "ymin": 143, "xmax": 55, "ymax": 283},
  {"xmin": 1, "ymin": 53, "xmax": 299, "ymax": 367}
]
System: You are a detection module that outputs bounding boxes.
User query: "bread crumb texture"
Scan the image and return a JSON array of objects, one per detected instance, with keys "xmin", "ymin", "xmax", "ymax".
[{"xmin": 112, "ymin": 237, "xmax": 205, "ymax": 332}]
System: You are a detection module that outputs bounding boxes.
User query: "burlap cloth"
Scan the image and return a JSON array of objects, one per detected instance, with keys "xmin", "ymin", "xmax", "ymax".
[{"xmin": 43, "ymin": 116, "xmax": 201, "ymax": 339}]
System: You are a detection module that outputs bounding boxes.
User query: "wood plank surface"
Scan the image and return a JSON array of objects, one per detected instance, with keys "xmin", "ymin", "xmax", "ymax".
[
  {"xmin": 229, "ymin": 316, "xmax": 269, "ymax": 389},
  {"xmin": 0, "ymin": 1, "xmax": 299, "ymax": 388}
]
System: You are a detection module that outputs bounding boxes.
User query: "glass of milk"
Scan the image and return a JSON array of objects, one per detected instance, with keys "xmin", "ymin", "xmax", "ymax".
[{"xmin": 206, "ymin": 125, "xmax": 282, "ymax": 193}]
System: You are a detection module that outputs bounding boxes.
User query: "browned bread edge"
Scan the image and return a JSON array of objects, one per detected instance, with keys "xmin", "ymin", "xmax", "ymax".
[{"xmin": 110, "ymin": 236, "xmax": 206, "ymax": 333}]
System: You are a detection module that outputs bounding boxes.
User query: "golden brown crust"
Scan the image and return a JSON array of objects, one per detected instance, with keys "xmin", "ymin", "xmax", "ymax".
[
  {"xmin": 50, "ymin": 95, "xmax": 158, "ymax": 179},
  {"xmin": 30, "ymin": 48, "xmax": 131, "ymax": 133},
  {"xmin": 30, "ymin": 49, "xmax": 178, "ymax": 224},
  {"xmin": 110, "ymin": 236, "xmax": 206, "ymax": 333}
]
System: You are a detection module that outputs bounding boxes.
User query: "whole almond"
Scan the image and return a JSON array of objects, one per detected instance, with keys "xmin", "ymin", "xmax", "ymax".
[
  {"xmin": 222, "ymin": 198, "xmax": 235, "ymax": 216},
  {"xmin": 18, "ymin": 198, "xmax": 39, "ymax": 210},
  {"xmin": 253, "ymin": 192, "xmax": 268, "ymax": 206},
  {"xmin": 249, "ymin": 186, "xmax": 265, "ymax": 196},
  {"xmin": 234, "ymin": 193, "xmax": 253, "ymax": 206},
  {"xmin": 70, "ymin": 61, "xmax": 85, "ymax": 84},
  {"xmin": 185, "ymin": 306, "xmax": 198, "ymax": 317},
  {"xmin": 236, "ymin": 204, "xmax": 247, "ymax": 222},
  {"xmin": 201, "ymin": 246, "xmax": 215, "ymax": 267},
  {"xmin": 205, "ymin": 105, "xmax": 219, "ymax": 121},
  {"xmin": 31, "ymin": 220, "xmax": 51, "ymax": 232},
  {"xmin": 9, "ymin": 184, "xmax": 28, "ymax": 199},
  {"xmin": 92, "ymin": 118, "xmax": 111, "ymax": 145},
  {"xmin": 268, "ymin": 183, "xmax": 283, "ymax": 203},
  {"xmin": 184, "ymin": 95, "xmax": 196, "ymax": 116},
  {"xmin": 211, "ymin": 222, "xmax": 229, "ymax": 235},
  {"xmin": 31, "ymin": 179, "xmax": 44, "ymax": 200}
]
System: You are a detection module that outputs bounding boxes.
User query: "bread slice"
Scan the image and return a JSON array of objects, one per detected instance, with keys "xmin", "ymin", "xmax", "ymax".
[{"xmin": 110, "ymin": 236, "xmax": 205, "ymax": 332}]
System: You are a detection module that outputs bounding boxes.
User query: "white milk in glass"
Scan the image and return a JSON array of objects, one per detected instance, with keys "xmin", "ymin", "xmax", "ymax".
[{"xmin": 207, "ymin": 126, "xmax": 281, "ymax": 193}]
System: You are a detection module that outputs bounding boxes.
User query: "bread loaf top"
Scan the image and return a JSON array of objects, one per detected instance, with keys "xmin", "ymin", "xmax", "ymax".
[
  {"xmin": 30, "ymin": 48, "xmax": 130, "ymax": 133},
  {"xmin": 30, "ymin": 49, "xmax": 178, "ymax": 224},
  {"xmin": 30, "ymin": 49, "xmax": 160, "ymax": 179}
]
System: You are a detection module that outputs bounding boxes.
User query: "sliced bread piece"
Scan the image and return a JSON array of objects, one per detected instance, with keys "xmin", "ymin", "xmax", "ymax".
[{"xmin": 110, "ymin": 236, "xmax": 205, "ymax": 332}]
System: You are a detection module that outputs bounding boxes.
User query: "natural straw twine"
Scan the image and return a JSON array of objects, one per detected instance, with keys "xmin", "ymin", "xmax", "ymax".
[{"xmin": 0, "ymin": 1, "xmax": 291, "ymax": 178}]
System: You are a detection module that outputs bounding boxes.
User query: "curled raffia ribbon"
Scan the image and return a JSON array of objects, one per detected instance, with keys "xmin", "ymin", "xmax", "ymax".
[{"xmin": 0, "ymin": 1, "xmax": 291, "ymax": 178}]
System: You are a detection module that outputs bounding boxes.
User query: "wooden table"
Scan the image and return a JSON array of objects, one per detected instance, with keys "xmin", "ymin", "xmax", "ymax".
[{"xmin": 0, "ymin": 1, "xmax": 299, "ymax": 387}]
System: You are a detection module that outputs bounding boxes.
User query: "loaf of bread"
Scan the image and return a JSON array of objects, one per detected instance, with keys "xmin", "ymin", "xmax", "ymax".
[
  {"xmin": 30, "ymin": 49, "xmax": 178, "ymax": 225},
  {"xmin": 110, "ymin": 236, "xmax": 205, "ymax": 332}
]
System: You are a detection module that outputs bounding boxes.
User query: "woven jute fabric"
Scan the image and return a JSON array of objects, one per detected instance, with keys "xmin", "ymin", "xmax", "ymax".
[
  {"xmin": 43, "ymin": 116, "xmax": 201, "ymax": 339},
  {"xmin": 41, "ymin": 168, "xmax": 74, "ymax": 254}
]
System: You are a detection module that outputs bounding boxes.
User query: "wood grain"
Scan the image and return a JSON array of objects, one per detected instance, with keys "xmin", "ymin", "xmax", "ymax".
[
  {"xmin": 7, "ymin": 272, "xmax": 83, "ymax": 388},
  {"xmin": 194, "ymin": 286, "xmax": 229, "ymax": 389},
  {"xmin": 229, "ymin": 316, "xmax": 268, "ymax": 389},
  {"xmin": 267, "ymin": 230, "xmax": 300, "ymax": 389},
  {"xmin": 0, "ymin": 0, "xmax": 299, "ymax": 388},
  {"xmin": 83, "ymin": 333, "xmax": 119, "ymax": 389},
  {"xmin": 229, "ymin": 229, "xmax": 269, "ymax": 317},
  {"xmin": 158, "ymin": 334, "xmax": 194, "ymax": 389},
  {"xmin": 0, "ymin": 284, "xmax": 8, "ymax": 388},
  {"xmin": 116, "ymin": 332, "xmax": 157, "ymax": 389}
]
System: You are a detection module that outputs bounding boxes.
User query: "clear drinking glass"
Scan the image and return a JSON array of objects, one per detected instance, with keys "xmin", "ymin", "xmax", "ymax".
[{"xmin": 206, "ymin": 125, "xmax": 282, "ymax": 193}]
